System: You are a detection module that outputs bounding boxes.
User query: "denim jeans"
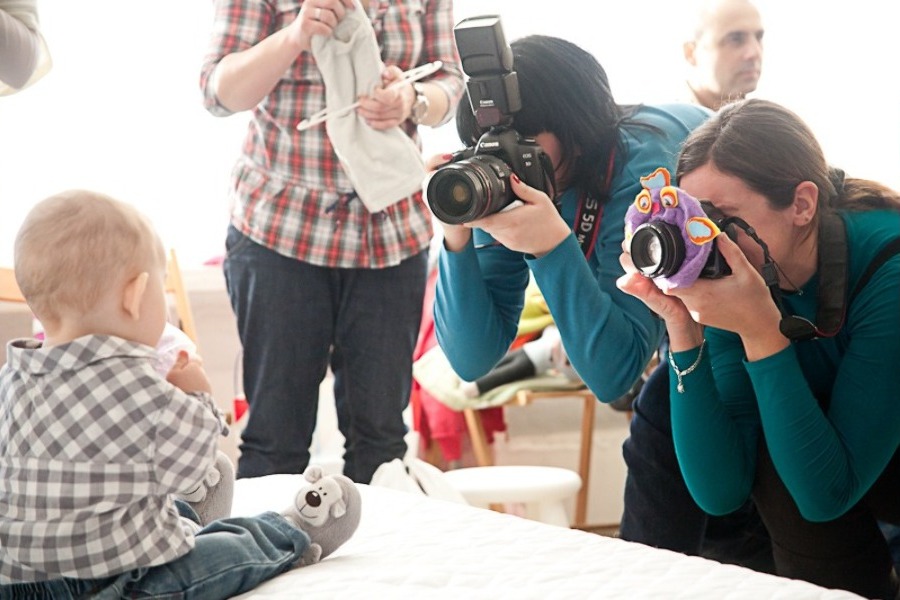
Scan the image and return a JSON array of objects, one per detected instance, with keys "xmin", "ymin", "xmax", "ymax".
[
  {"xmin": 224, "ymin": 226, "xmax": 427, "ymax": 483},
  {"xmin": 0, "ymin": 509, "xmax": 309, "ymax": 600},
  {"xmin": 619, "ymin": 357, "xmax": 775, "ymax": 573}
]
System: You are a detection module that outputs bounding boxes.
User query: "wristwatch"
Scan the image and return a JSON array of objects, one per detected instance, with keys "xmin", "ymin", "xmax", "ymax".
[{"xmin": 410, "ymin": 83, "xmax": 429, "ymax": 125}]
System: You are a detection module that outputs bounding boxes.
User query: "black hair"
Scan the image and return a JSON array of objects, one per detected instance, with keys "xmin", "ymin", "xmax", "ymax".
[{"xmin": 456, "ymin": 35, "xmax": 647, "ymax": 204}]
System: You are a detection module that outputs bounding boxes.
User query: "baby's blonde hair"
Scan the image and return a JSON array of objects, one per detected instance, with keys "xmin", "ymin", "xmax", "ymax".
[{"xmin": 14, "ymin": 190, "xmax": 164, "ymax": 323}]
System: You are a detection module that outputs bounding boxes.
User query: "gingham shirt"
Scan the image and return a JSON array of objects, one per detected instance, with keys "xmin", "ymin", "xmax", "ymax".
[
  {"xmin": 0, "ymin": 336, "xmax": 228, "ymax": 583},
  {"xmin": 200, "ymin": 0, "xmax": 464, "ymax": 268}
]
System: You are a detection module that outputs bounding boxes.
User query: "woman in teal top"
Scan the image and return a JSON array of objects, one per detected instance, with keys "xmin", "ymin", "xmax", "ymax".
[
  {"xmin": 620, "ymin": 99, "xmax": 900, "ymax": 598},
  {"xmin": 433, "ymin": 35, "xmax": 709, "ymax": 403}
]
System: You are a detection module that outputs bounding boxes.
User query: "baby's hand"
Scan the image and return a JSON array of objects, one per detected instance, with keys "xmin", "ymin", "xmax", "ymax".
[{"xmin": 166, "ymin": 351, "xmax": 213, "ymax": 395}]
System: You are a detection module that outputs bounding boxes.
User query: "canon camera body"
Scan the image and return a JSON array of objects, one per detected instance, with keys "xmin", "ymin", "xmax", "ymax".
[
  {"xmin": 426, "ymin": 15, "xmax": 554, "ymax": 225},
  {"xmin": 630, "ymin": 200, "xmax": 734, "ymax": 280}
]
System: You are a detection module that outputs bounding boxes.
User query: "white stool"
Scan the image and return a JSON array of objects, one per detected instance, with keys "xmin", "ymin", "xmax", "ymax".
[{"xmin": 443, "ymin": 465, "xmax": 581, "ymax": 527}]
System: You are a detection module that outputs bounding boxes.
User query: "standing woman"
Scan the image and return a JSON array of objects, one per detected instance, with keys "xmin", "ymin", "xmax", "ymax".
[
  {"xmin": 200, "ymin": 0, "xmax": 463, "ymax": 483},
  {"xmin": 619, "ymin": 98, "xmax": 900, "ymax": 597},
  {"xmin": 433, "ymin": 35, "xmax": 709, "ymax": 407}
]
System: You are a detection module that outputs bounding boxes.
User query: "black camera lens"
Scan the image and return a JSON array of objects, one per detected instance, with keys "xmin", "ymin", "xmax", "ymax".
[
  {"xmin": 426, "ymin": 155, "xmax": 513, "ymax": 224},
  {"xmin": 630, "ymin": 222, "xmax": 686, "ymax": 278}
]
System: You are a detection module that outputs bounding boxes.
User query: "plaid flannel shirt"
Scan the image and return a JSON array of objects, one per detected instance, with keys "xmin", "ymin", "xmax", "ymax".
[
  {"xmin": 0, "ymin": 336, "xmax": 228, "ymax": 583},
  {"xmin": 200, "ymin": 0, "xmax": 464, "ymax": 268}
]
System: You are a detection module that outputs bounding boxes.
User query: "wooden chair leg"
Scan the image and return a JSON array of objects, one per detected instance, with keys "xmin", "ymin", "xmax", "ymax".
[
  {"xmin": 575, "ymin": 394, "xmax": 596, "ymax": 528},
  {"xmin": 463, "ymin": 408, "xmax": 494, "ymax": 467}
]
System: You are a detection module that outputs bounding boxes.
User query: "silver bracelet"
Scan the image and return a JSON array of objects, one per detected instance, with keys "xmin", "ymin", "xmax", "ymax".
[{"xmin": 668, "ymin": 340, "xmax": 706, "ymax": 394}]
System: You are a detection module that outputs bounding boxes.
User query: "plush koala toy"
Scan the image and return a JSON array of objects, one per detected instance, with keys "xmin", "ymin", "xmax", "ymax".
[
  {"xmin": 179, "ymin": 451, "xmax": 235, "ymax": 527},
  {"xmin": 281, "ymin": 465, "xmax": 363, "ymax": 565}
]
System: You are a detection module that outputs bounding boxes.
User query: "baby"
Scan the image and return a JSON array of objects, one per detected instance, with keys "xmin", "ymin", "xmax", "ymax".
[{"xmin": 0, "ymin": 190, "xmax": 360, "ymax": 597}]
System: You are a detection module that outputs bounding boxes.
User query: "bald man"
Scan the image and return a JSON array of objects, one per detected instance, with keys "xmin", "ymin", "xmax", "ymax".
[{"xmin": 683, "ymin": 0, "xmax": 764, "ymax": 110}]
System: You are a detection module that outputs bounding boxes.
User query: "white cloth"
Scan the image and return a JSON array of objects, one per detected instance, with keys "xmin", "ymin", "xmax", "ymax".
[
  {"xmin": 371, "ymin": 458, "xmax": 468, "ymax": 505},
  {"xmin": 0, "ymin": 0, "xmax": 52, "ymax": 95},
  {"xmin": 310, "ymin": 0, "xmax": 425, "ymax": 213}
]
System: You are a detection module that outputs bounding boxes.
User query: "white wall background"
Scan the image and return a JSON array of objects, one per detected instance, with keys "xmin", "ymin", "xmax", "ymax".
[{"xmin": 1, "ymin": 1, "xmax": 897, "ymax": 267}]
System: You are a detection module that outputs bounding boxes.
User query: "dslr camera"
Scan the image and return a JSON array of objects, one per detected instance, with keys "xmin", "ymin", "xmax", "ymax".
[
  {"xmin": 630, "ymin": 200, "xmax": 734, "ymax": 280},
  {"xmin": 425, "ymin": 15, "xmax": 555, "ymax": 225}
]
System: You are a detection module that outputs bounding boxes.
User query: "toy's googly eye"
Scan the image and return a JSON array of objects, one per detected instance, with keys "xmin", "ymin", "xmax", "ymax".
[
  {"xmin": 686, "ymin": 216, "xmax": 721, "ymax": 245},
  {"xmin": 659, "ymin": 186, "xmax": 679, "ymax": 209},
  {"xmin": 634, "ymin": 189, "xmax": 652, "ymax": 213}
]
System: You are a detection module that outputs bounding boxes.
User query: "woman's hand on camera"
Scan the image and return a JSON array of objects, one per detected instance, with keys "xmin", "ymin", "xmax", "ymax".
[
  {"xmin": 616, "ymin": 244, "xmax": 703, "ymax": 350},
  {"xmin": 667, "ymin": 235, "xmax": 787, "ymax": 358},
  {"xmin": 465, "ymin": 174, "xmax": 570, "ymax": 257}
]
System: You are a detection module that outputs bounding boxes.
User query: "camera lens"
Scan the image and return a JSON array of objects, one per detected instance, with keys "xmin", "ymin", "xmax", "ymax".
[
  {"xmin": 630, "ymin": 222, "xmax": 685, "ymax": 278},
  {"xmin": 430, "ymin": 170, "xmax": 478, "ymax": 220},
  {"xmin": 426, "ymin": 156, "xmax": 513, "ymax": 224}
]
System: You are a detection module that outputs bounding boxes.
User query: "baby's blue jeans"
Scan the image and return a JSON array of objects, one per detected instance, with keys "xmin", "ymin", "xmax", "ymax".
[{"xmin": 0, "ymin": 503, "xmax": 309, "ymax": 600}]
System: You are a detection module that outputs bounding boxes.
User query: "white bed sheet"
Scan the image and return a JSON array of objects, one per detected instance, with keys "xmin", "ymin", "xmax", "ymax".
[{"xmin": 230, "ymin": 474, "xmax": 861, "ymax": 599}]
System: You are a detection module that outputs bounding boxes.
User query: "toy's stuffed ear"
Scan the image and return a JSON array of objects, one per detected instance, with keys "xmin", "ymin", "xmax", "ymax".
[
  {"xmin": 304, "ymin": 465, "xmax": 325, "ymax": 483},
  {"xmin": 330, "ymin": 497, "xmax": 347, "ymax": 519}
]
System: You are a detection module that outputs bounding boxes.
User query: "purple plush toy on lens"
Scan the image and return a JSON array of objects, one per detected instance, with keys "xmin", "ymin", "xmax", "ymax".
[{"xmin": 624, "ymin": 167, "xmax": 724, "ymax": 289}]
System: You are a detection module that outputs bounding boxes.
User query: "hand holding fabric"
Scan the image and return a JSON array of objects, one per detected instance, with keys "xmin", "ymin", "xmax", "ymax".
[{"xmin": 356, "ymin": 65, "xmax": 415, "ymax": 130}]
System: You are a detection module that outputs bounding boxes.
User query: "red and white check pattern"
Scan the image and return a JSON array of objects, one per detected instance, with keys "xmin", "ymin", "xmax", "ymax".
[{"xmin": 200, "ymin": 0, "xmax": 464, "ymax": 268}]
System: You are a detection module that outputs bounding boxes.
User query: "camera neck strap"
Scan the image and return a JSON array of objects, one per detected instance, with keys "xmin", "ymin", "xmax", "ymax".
[
  {"xmin": 573, "ymin": 149, "xmax": 616, "ymax": 259},
  {"xmin": 767, "ymin": 212, "xmax": 848, "ymax": 341},
  {"xmin": 720, "ymin": 212, "xmax": 848, "ymax": 342}
]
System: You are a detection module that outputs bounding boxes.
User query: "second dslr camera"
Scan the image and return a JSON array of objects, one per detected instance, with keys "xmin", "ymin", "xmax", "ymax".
[{"xmin": 426, "ymin": 15, "xmax": 554, "ymax": 225}]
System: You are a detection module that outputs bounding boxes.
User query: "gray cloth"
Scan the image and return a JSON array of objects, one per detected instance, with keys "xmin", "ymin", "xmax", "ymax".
[
  {"xmin": 0, "ymin": 0, "xmax": 51, "ymax": 94},
  {"xmin": 310, "ymin": 0, "xmax": 425, "ymax": 213}
]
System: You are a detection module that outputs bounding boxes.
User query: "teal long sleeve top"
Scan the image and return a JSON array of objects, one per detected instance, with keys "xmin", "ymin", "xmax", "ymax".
[
  {"xmin": 434, "ymin": 103, "xmax": 710, "ymax": 402},
  {"xmin": 671, "ymin": 209, "xmax": 900, "ymax": 522}
]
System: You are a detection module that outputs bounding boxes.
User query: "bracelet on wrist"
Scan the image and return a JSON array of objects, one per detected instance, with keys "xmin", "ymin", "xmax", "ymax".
[{"xmin": 668, "ymin": 340, "xmax": 706, "ymax": 394}]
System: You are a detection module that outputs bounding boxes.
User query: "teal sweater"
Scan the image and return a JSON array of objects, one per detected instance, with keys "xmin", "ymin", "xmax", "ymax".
[
  {"xmin": 671, "ymin": 209, "xmax": 900, "ymax": 522},
  {"xmin": 434, "ymin": 103, "xmax": 710, "ymax": 402}
]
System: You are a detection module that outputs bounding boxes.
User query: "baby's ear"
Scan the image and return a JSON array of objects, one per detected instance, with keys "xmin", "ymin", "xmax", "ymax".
[{"xmin": 122, "ymin": 272, "xmax": 149, "ymax": 320}]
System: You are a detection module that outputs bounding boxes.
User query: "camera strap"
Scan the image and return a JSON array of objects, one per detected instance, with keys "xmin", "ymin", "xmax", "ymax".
[
  {"xmin": 573, "ymin": 149, "xmax": 616, "ymax": 259},
  {"xmin": 734, "ymin": 211, "xmax": 900, "ymax": 342},
  {"xmin": 727, "ymin": 212, "xmax": 846, "ymax": 341}
]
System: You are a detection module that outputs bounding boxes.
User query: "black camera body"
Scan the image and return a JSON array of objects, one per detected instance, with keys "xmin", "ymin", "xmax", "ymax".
[
  {"xmin": 630, "ymin": 200, "xmax": 734, "ymax": 281},
  {"xmin": 425, "ymin": 15, "xmax": 554, "ymax": 225},
  {"xmin": 427, "ymin": 127, "xmax": 553, "ymax": 225}
]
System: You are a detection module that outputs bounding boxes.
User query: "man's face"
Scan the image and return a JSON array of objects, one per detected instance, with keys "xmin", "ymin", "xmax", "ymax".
[{"xmin": 687, "ymin": 1, "xmax": 764, "ymax": 103}]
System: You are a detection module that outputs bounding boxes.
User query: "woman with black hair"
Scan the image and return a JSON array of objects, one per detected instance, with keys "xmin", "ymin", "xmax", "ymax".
[
  {"xmin": 619, "ymin": 98, "xmax": 900, "ymax": 597},
  {"xmin": 433, "ymin": 35, "xmax": 708, "ymax": 407}
]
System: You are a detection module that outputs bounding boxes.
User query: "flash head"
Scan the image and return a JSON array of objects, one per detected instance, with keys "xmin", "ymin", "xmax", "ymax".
[{"xmin": 453, "ymin": 15, "xmax": 520, "ymax": 129}]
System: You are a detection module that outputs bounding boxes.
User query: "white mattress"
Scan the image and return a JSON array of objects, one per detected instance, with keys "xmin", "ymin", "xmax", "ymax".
[{"xmin": 230, "ymin": 474, "xmax": 861, "ymax": 599}]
